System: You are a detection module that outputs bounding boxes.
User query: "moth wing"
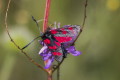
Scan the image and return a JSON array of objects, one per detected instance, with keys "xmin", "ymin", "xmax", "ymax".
[
  {"xmin": 54, "ymin": 46, "xmax": 64, "ymax": 62},
  {"xmin": 50, "ymin": 25, "xmax": 81, "ymax": 44},
  {"xmin": 47, "ymin": 25, "xmax": 81, "ymax": 62},
  {"xmin": 43, "ymin": 38, "xmax": 64, "ymax": 62}
]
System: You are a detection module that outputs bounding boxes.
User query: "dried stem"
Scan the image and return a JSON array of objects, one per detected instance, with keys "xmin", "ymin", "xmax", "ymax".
[
  {"xmin": 53, "ymin": 0, "xmax": 88, "ymax": 79},
  {"xmin": 67, "ymin": 0, "xmax": 88, "ymax": 50},
  {"xmin": 52, "ymin": 58, "xmax": 64, "ymax": 73},
  {"xmin": 81, "ymin": 0, "xmax": 88, "ymax": 30},
  {"xmin": 5, "ymin": 0, "xmax": 47, "ymax": 73},
  {"xmin": 57, "ymin": 64, "xmax": 60, "ymax": 80},
  {"xmin": 47, "ymin": 72, "xmax": 52, "ymax": 80}
]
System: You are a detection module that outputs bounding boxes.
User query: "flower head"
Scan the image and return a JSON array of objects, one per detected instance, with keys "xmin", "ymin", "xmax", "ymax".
[{"xmin": 39, "ymin": 40, "xmax": 81, "ymax": 69}]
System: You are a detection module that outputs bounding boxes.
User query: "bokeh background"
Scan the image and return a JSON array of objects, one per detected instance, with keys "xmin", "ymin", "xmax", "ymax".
[{"xmin": 0, "ymin": 0, "xmax": 120, "ymax": 80}]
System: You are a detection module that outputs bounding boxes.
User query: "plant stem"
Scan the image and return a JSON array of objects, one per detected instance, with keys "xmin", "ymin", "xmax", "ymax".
[
  {"xmin": 52, "ymin": 58, "xmax": 64, "ymax": 73},
  {"xmin": 81, "ymin": 0, "xmax": 88, "ymax": 30},
  {"xmin": 57, "ymin": 66, "xmax": 60, "ymax": 80},
  {"xmin": 43, "ymin": 0, "xmax": 52, "ymax": 79},
  {"xmin": 43, "ymin": 0, "xmax": 51, "ymax": 32},
  {"xmin": 47, "ymin": 70, "xmax": 52, "ymax": 80}
]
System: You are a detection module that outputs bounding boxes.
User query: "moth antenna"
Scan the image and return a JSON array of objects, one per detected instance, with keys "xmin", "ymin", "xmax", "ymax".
[
  {"xmin": 82, "ymin": 0, "xmax": 88, "ymax": 30},
  {"xmin": 32, "ymin": 16, "xmax": 42, "ymax": 33},
  {"xmin": 57, "ymin": 22, "xmax": 61, "ymax": 28},
  {"xmin": 22, "ymin": 36, "xmax": 41, "ymax": 50}
]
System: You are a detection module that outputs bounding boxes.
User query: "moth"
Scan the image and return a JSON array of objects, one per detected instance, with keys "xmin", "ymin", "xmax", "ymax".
[
  {"xmin": 40, "ymin": 24, "xmax": 81, "ymax": 61},
  {"xmin": 22, "ymin": 17, "xmax": 82, "ymax": 68}
]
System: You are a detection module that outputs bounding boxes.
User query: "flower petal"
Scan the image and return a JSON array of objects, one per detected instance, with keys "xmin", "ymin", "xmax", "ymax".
[
  {"xmin": 66, "ymin": 46, "xmax": 75, "ymax": 52},
  {"xmin": 44, "ymin": 57, "xmax": 54, "ymax": 69},
  {"xmin": 66, "ymin": 46, "xmax": 81, "ymax": 56},
  {"xmin": 39, "ymin": 46, "xmax": 47, "ymax": 55},
  {"xmin": 71, "ymin": 51, "xmax": 81, "ymax": 56},
  {"xmin": 42, "ymin": 51, "xmax": 52, "ymax": 60},
  {"xmin": 38, "ymin": 40, "xmax": 44, "ymax": 45}
]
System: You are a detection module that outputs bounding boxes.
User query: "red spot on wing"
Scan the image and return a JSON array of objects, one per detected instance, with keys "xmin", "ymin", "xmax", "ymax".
[
  {"xmin": 52, "ymin": 52, "xmax": 62, "ymax": 56},
  {"xmin": 51, "ymin": 30, "xmax": 57, "ymax": 34},
  {"xmin": 62, "ymin": 31, "xmax": 67, "ymax": 34},
  {"xmin": 49, "ymin": 46, "xmax": 57, "ymax": 49},
  {"xmin": 60, "ymin": 28, "xmax": 65, "ymax": 30},
  {"xmin": 55, "ymin": 41, "xmax": 61, "ymax": 46},
  {"xmin": 55, "ymin": 37, "xmax": 72, "ymax": 43},
  {"xmin": 68, "ymin": 27, "xmax": 73, "ymax": 30},
  {"xmin": 43, "ymin": 39, "xmax": 50, "ymax": 44}
]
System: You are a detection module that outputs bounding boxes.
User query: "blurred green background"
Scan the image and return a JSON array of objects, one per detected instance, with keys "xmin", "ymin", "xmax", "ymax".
[{"xmin": 0, "ymin": 0, "xmax": 120, "ymax": 80}]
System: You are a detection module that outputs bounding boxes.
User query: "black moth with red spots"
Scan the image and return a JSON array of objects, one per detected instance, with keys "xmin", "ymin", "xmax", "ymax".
[{"xmin": 41, "ymin": 25, "xmax": 81, "ymax": 61}]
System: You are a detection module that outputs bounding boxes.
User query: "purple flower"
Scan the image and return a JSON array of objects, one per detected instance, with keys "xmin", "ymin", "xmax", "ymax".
[
  {"xmin": 39, "ymin": 41, "xmax": 81, "ymax": 69},
  {"xmin": 39, "ymin": 42, "xmax": 54, "ymax": 69},
  {"xmin": 66, "ymin": 46, "xmax": 82, "ymax": 56}
]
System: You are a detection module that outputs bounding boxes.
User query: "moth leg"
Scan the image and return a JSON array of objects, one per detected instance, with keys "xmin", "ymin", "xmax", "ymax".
[
  {"xmin": 57, "ymin": 22, "xmax": 60, "ymax": 28},
  {"xmin": 61, "ymin": 43, "xmax": 67, "ymax": 58}
]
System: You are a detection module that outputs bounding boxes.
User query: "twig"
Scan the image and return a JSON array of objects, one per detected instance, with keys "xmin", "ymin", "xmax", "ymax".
[
  {"xmin": 54, "ymin": 0, "xmax": 88, "ymax": 79},
  {"xmin": 57, "ymin": 64, "xmax": 60, "ymax": 80},
  {"xmin": 52, "ymin": 58, "xmax": 64, "ymax": 73},
  {"xmin": 81, "ymin": 0, "xmax": 88, "ymax": 30},
  {"xmin": 5, "ymin": 0, "xmax": 47, "ymax": 73},
  {"xmin": 70, "ymin": 0, "xmax": 88, "ymax": 46},
  {"xmin": 47, "ymin": 71, "xmax": 52, "ymax": 80}
]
